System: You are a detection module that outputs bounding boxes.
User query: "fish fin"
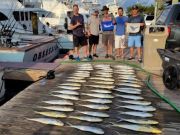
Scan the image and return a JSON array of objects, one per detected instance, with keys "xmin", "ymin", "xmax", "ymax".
[{"xmin": 114, "ymin": 104, "xmax": 121, "ymax": 109}]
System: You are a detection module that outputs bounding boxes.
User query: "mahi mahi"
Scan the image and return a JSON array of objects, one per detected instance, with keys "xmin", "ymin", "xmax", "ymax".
[
  {"xmin": 111, "ymin": 123, "xmax": 161, "ymax": 134},
  {"xmin": 34, "ymin": 111, "xmax": 67, "ymax": 118},
  {"xmin": 82, "ymin": 93, "xmax": 114, "ymax": 99},
  {"xmin": 42, "ymin": 100, "xmax": 73, "ymax": 105},
  {"xmin": 27, "ymin": 118, "xmax": 64, "ymax": 126},
  {"xmin": 69, "ymin": 115, "xmax": 103, "ymax": 122}
]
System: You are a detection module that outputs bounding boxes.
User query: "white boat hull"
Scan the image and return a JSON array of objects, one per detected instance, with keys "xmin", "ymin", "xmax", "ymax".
[{"xmin": 0, "ymin": 36, "xmax": 59, "ymax": 62}]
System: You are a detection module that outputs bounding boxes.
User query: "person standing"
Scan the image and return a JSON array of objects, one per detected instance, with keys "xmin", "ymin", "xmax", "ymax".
[
  {"xmin": 88, "ymin": 9, "xmax": 100, "ymax": 59},
  {"xmin": 127, "ymin": 5, "xmax": 145, "ymax": 63},
  {"xmin": 101, "ymin": 6, "xmax": 115, "ymax": 60},
  {"xmin": 69, "ymin": 4, "xmax": 89, "ymax": 61},
  {"xmin": 115, "ymin": 7, "xmax": 128, "ymax": 59}
]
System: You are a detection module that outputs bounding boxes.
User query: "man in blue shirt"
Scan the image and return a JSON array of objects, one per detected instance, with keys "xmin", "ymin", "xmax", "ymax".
[
  {"xmin": 115, "ymin": 7, "xmax": 128, "ymax": 59},
  {"xmin": 127, "ymin": 5, "xmax": 145, "ymax": 63}
]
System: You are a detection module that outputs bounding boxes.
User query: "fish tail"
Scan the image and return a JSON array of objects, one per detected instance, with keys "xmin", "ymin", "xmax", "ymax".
[
  {"xmin": 66, "ymin": 122, "xmax": 73, "ymax": 126},
  {"xmin": 116, "ymin": 117, "xmax": 124, "ymax": 123}
]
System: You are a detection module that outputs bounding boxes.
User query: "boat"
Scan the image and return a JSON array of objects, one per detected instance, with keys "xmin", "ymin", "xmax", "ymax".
[
  {"xmin": 0, "ymin": 0, "xmax": 59, "ymax": 62},
  {"xmin": 0, "ymin": 67, "xmax": 5, "ymax": 100}
]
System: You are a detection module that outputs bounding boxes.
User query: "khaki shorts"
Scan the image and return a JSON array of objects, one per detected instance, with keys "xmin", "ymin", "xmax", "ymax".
[
  {"xmin": 115, "ymin": 35, "xmax": 126, "ymax": 49},
  {"xmin": 102, "ymin": 31, "xmax": 114, "ymax": 46}
]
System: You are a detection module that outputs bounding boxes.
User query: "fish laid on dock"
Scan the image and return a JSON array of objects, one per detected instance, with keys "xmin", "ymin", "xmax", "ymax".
[
  {"xmin": 115, "ymin": 72, "xmax": 135, "ymax": 75},
  {"xmin": 38, "ymin": 106, "xmax": 74, "ymax": 112},
  {"xmin": 82, "ymin": 98, "xmax": 112, "ymax": 104},
  {"xmin": 118, "ymin": 105, "xmax": 156, "ymax": 112},
  {"xmin": 68, "ymin": 76, "xmax": 85, "ymax": 80},
  {"xmin": 111, "ymin": 123, "xmax": 161, "ymax": 134},
  {"xmin": 118, "ymin": 76, "xmax": 138, "ymax": 80},
  {"xmin": 115, "ymin": 94, "xmax": 144, "ymax": 100},
  {"xmin": 52, "ymin": 94, "xmax": 79, "ymax": 100},
  {"xmin": 116, "ymin": 83, "xmax": 142, "ymax": 88},
  {"xmin": 82, "ymin": 93, "xmax": 114, "ymax": 99},
  {"xmin": 42, "ymin": 100, "xmax": 73, "ymax": 105},
  {"xmin": 90, "ymin": 81, "xmax": 114, "ymax": 85},
  {"xmin": 79, "ymin": 104, "xmax": 110, "ymax": 110},
  {"xmin": 67, "ymin": 124, "xmax": 104, "ymax": 134},
  {"xmin": 119, "ymin": 111, "xmax": 153, "ymax": 118},
  {"xmin": 77, "ymin": 111, "xmax": 109, "ymax": 118},
  {"xmin": 52, "ymin": 90, "xmax": 79, "ymax": 95},
  {"xmin": 118, "ymin": 80, "xmax": 141, "ymax": 84},
  {"xmin": 90, "ymin": 89, "xmax": 112, "ymax": 94},
  {"xmin": 34, "ymin": 111, "xmax": 67, "ymax": 118},
  {"xmin": 66, "ymin": 79, "xmax": 86, "ymax": 83},
  {"xmin": 115, "ymin": 87, "xmax": 142, "ymax": 92},
  {"xmin": 27, "ymin": 118, "xmax": 64, "ymax": 126},
  {"xmin": 86, "ymin": 84, "xmax": 114, "ymax": 89},
  {"xmin": 68, "ymin": 115, "xmax": 103, "ymax": 122},
  {"xmin": 57, "ymin": 86, "xmax": 80, "ymax": 90},
  {"xmin": 118, "ymin": 100, "xmax": 151, "ymax": 106},
  {"xmin": 89, "ymin": 77, "xmax": 114, "ymax": 82},
  {"xmin": 95, "ymin": 75, "xmax": 113, "ymax": 78},
  {"xmin": 113, "ymin": 89, "xmax": 141, "ymax": 95},
  {"xmin": 58, "ymin": 83, "xmax": 81, "ymax": 87},
  {"xmin": 118, "ymin": 118, "xmax": 158, "ymax": 125}
]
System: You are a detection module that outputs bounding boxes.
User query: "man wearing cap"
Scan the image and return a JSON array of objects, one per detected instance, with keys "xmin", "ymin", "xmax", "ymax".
[
  {"xmin": 88, "ymin": 9, "xmax": 100, "ymax": 59},
  {"xmin": 101, "ymin": 6, "xmax": 115, "ymax": 60},
  {"xmin": 127, "ymin": 5, "xmax": 145, "ymax": 63},
  {"xmin": 69, "ymin": 4, "xmax": 90, "ymax": 61}
]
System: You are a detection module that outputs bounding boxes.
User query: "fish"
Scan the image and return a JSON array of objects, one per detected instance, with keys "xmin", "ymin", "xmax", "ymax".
[
  {"xmin": 68, "ymin": 76, "xmax": 85, "ymax": 80},
  {"xmin": 51, "ymin": 94, "xmax": 79, "ymax": 100},
  {"xmin": 38, "ymin": 106, "xmax": 74, "ymax": 112},
  {"xmin": 72, "ymin": 74, "xmax": 90, "ymax": 77},
  {"xmin": 118, "ymin": 105, "xmax": 156, "ymax": 112},
  {"xmin": 118, "ymin": 76, "xmax": 139, "ymax": 81},
  {"xmin": 58, "ymin": 83, "xmax": 81, "ymax": 87},
  {"xmin": 113, "ymin": 89, "xmax": 141, "ymax": 95},
  {"xmin": 115, "ymin": 94, "xmax": 144, "ymax": 100},
  {"xmin": 82, "ymin": 93, "xmax": 114, "ymax": 99},
  {"xmin": 57, "ymin": 86, "xmax": 80, "ymax": 90},
  {"xmin": 90, "ymin": 81, "xmax": 114, "ymax": 85},
  {"xmin": 95, "ymin": 75, "xmax": 113, "ymax": 78},
  {"xmin": 66, "ymin": 79, "xmax": 86, "ymax": 83},
  {"xmin": 96, "ymin": 72, "xmax": 113, "ymax": 75},
  {"xmin": 27, "ymin": 118, "xmax": 64, "ymax": 126},
  {"xmin": 77, "ymin": 68, "xmax": 93, "ymax": 71},
  {"xmin": 113, "ymin": 65, "xmax": 133, "ymax": 69},
  {"xmin": 119, "ymin": 111, "xmax": 153, "ymax": 118},
  {"xmin": 118, "ymin": 118, "xmax": 159, "ymax": 125},
  {"xmin": 110, "ymin": 123, "xmax": 161, "ymax": 134},
  {"xmin": 34, "ymin": 111, "xmax": 67, "ymax": 118},
  {"xmin": 79, "ymin": 104, "xmax": 110, "ymax": 110},
  {"xmin": 89, "ymin": 77, "xmax": 114, "ymax": 82},
  {"xmin": 77, "ymin": 111, "xmax": 109, "ymax": 118},
  {"xmin": 118, "ymin": 100, "xmax": 151, "ymax": 106},
  {"xmin": 69, "ymin": 115, "xmax": 103, "ymax": 122},
  {"xmin": 75, "ymin": 71, "xmax": 90, "ymax": 74},
  {"xmin": 52, "ymin": 90, "xmax": 79, "ymax": 95},
  {"xmin": 67, "ymin": 124, "xmax": 104, "ymax": 134},
  {"xmin": 42, "ymin": 100, "xmax": 73, "ymax": 105},
  {"xmin": 115, "ymin": 72, "xmax": 135, "ymax": 75},
  {"xmin": 119, "ymin": 80, "xmax": 141, "ymax": 84},
  {"xmin": 116, "ymin": 83, "xmax": 142, "ymax": 88},
  {"xmin": 86, "ymin": 84, "xmax": 114, "ymax": 89},
  {"xmin": 115, "ymin": 87, "xmax": 142, "ymax": 92},
  {"xmin": 82, "ymin": 98, "xmax": 112, "ymax": 104},
  {"xmin": 90, "ymin": 89, "xmax": 112, "ymax": 94}
]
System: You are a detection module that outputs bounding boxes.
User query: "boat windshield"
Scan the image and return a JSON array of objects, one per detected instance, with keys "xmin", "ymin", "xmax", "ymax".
[{"xmin": 0, "ymin": 12, "xmax": 8, "ymax": 21}]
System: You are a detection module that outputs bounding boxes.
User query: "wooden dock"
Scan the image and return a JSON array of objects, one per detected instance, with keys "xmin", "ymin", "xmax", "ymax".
[{"xmin": 0, "ymin": 63, "xmax": 179, "ymax": 135}]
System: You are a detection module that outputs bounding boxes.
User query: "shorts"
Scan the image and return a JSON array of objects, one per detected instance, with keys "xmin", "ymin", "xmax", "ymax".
[
  {"xmin": 89, "ymin": 35, "xmax": 99, "ymax": 46},
  {"xmin": 128, "ymin": 35, "xmax": 142, "ymax": 48},
  {"xmin": 73, "ymin": 35, "xmax": 87, "ymax": 47},
  {"xmin": 102, "ymin": 31, "xmax": 114, "ymax": 46},
  {"xmin": 115, "ymin": 35, "xmax": 126, "ymax": 49}
]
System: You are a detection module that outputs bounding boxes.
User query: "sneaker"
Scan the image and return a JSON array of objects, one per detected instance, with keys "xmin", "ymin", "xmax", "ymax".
[
  {"xmin": 128, "ymin": 57, "xmax": 134, "ymax": 60},
  {"xmin": 138, "ymin": 58, "xmax": 142, "ymax": 63},
  {"xmin": 69, "ymin": 55, "xmax": 74, "ymax": 60},
  {"xmin": 82, "ymin": 57, "xmax": 91, "ymax": 61},
  {"xmin": 89, "ymin": 55, "xmax": 93, "ymax": 60},
  {"xmin": 109, "ymin": 55, "xmax": 115, "ymax": 60},
  {"xmin": 93, "ymin": 54, "xmax": 99, "ymax": 58},
  {"xmin": 75, "ymin": 57, "xmax": 81, "ymax": 62},
  {"xmin": 105, "ymin": 54, "xmax": 109, "ymax": 58}
]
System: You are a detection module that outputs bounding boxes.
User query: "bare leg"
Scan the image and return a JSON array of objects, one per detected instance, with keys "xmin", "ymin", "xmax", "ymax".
[
  {"xmin": 137, "ymin": 47, "xmax": 141, "ymax": 59},
  {"xmin": 93, "ymin": 44, "xmax": 97, "ymax": 54},
  {"xmin": 83, "ymin": 45, "xmax": 89, "ymax": 57},
  {"xmin": 75, "ymin": 47, "xmax": 79, "ymax": 57},
  {"xmin": 130, "ymin": 47, "xmax": 134, "ymax": 58}
]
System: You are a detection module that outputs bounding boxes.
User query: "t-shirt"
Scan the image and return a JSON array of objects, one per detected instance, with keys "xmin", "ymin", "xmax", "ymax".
[
  {"xmin": 128, "ymin": 15, "xmax": 144, "ymax": 35},
  {"xmin": 115, "ymin": 16, "xmax": 128, "ymax": 36},
  {"xmin": 70, "ymin": 14, "xmax": 85, "ymax": 37},
  {"xmin": 101, "ymin": 14, "xmax": 114, "ymax": 33},
  {"xmin": 88, "ymin": 15, "xmax": 100, "ymax": 36}
]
